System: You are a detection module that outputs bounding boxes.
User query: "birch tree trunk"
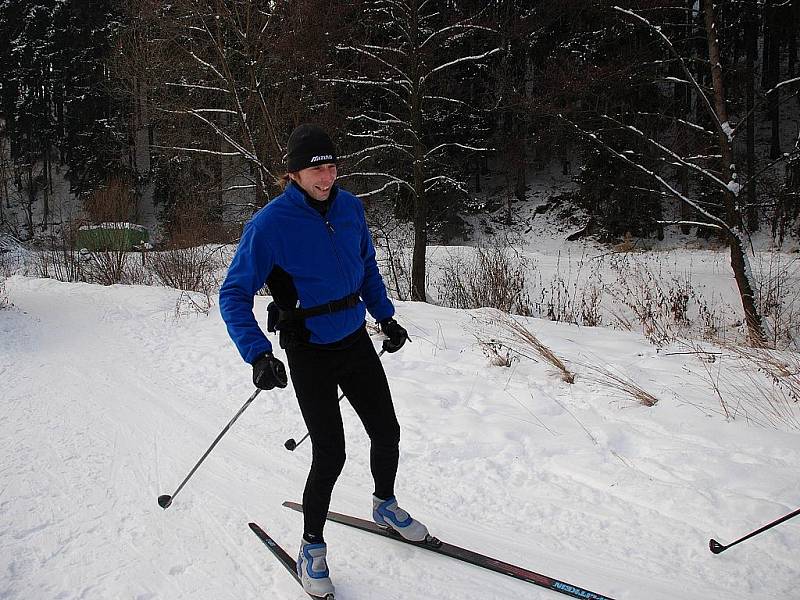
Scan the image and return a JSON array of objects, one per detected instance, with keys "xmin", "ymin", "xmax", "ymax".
[{"xmin": 703, "ymin": 0, "xmax": 766, "ymax": 344}]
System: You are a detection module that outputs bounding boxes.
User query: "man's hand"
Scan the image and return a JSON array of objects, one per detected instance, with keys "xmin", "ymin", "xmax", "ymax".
[
  {"xmin": 252, "ymin": 353, "xmax": 288, "ymax": 390},
  {"xmin": 379, "ymin": 318, "xmax": 410, "ymax": 353}
]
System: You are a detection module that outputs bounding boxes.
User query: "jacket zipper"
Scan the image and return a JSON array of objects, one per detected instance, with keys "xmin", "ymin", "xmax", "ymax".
[
  {"xmin": 293, "ymin": 187, "xmax": 351, "ymax": 296},
  {"xmin": 324, "ymin": 216, "xmax": 348, "ymax": 289}
]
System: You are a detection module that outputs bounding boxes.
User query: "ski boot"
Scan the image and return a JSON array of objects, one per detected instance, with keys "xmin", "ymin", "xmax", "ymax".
[
  {"xmin": 372, "ymin": 495, "xmax": 430, "ymax": 542},
  {"xmin": 297, "ymin": 538, "xmax": 335, "ymax": 599}
]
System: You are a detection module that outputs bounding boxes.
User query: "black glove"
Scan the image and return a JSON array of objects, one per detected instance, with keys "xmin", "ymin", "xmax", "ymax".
[
  {"xmin": 252, "ymin": 352, "xmax": 288, "ymax": 390},
  {"xmin": 379, "ymin": 318, "xmax": 410, "ymax": 353}
]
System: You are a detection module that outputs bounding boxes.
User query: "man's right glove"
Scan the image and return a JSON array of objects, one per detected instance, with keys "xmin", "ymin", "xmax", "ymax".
[
  {"xmin": 379, "ymin": 318, "xmax": 410, "ymax": 353},
  {"xmin": 252, "ymin": 352, "xmax": 288, "ymax": 390}
]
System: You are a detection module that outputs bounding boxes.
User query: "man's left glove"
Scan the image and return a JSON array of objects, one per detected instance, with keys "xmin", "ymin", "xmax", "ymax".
[
  {"xmin": 379, "ymin": 318, "xmax": 410, "ymax": 353},
  {"xmin": 252, "ymin": 352, "xmax": 288, "ymax": 390}
]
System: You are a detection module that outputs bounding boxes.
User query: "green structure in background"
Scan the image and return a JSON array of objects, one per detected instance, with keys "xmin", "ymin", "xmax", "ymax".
[{"xmin": 77, "ymin": 223, "xmax": 149, "ymax": 251}]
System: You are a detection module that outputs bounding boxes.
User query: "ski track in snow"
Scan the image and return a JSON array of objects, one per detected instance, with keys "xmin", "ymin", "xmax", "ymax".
[{"xmin": 1, "ymin": 276, "xmax": 798, "ymax": 599}]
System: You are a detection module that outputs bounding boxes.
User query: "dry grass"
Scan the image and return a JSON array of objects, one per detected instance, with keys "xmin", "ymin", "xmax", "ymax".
[
  {"xmin": 432, "ymin": 246, "xmax": 735, "ymax": 348},
  {"xmin": 437, "ymin": 246, "xmax": 532, "ymax": 315},
  {"xmin": 0, "ymin": 277, "xmax": 10, "ymax": 310},
  {"xmin": 578, "ymin": 363, "xmax": 660, "ymax": 407},
  {"xmin": 373, "ymin": 221, "xmax": 414, "ymax": 301},
  {"xmin": 487, "ymin": 311, "xmax": 575, "ymax": 383},
  {"xmin": 146, "ymin": 245, "xmax": 223, "ymax": 294},
  {"xmin": 475, "ymin": 336, "xmax": 517, "ymax": 367},
  {"xmin": 753, "ymin": 254, "xmax": 800, "ymax": 350},
  {"xmin": 173, "ymin": 289, "xmax": 214, "ymax": 319},
  {"xmin": 684, "ymin": 340, "xmax": 800, "ymax": 429}
]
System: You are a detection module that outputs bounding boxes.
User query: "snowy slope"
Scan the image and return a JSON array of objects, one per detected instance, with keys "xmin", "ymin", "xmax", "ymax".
[{"xmin": 1, "ymin": 276, "xmax": 798, "ymax": 600}]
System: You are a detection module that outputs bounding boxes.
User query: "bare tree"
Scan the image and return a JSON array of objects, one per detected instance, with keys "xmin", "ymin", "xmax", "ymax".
[
  {"xmin": 118, "ymin": 0, "xmax": 353, "ymax": 234},
  {"xmin": 563, "ymin": 4, "xmax": 769, "ymax": 344},
  {"xmin": 329, "ymin": 0, "xmax": 501, "ymax": 301}
]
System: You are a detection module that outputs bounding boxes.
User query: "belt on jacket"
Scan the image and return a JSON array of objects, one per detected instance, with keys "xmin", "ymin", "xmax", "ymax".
[{"xmin": 267, "ymin": 292, "xmax": 361, "ymax": 332}]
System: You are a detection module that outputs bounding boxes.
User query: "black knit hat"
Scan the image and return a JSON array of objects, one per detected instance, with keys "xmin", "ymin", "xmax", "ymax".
[{"xmin": 286, "ymin": 124, "xmax": 337, "ymax": 172}]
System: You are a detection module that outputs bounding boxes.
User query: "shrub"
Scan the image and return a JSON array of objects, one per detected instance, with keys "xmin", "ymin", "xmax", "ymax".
[
  {"xmin": 0, "ymin": 277, "xmax": 9, "ymax": 310},
  {"xmin": 753, "ymin": 253, "xmax": 800, "ymax": 350},
  {"xmin": 146, "ymin": 245, "xmax": 223, "ymax": 294},
  {"xmin": 437, "ymin": 246, "xmax": 532, "ymax": 315}
]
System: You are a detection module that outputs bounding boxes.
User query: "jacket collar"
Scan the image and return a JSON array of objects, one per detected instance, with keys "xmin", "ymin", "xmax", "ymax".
[{"xmin": 285, "ymin": 181, "xmax": 339, "ymax": 212}]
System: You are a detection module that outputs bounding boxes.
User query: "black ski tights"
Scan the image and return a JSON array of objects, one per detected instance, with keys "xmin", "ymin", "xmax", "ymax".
[{"xmin": 286, "ymin": 328, "xmax": 400, "ymax": 540}]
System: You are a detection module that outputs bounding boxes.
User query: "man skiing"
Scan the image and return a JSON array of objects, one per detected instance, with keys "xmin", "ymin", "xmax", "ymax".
[{"xmin": 219, "ymin": 123, "xmax": 429, "ymax": 598}]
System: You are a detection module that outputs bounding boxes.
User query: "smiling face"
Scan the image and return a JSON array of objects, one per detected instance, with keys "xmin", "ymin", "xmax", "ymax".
[{"xmin": 290, "ymin": 163, "xmax": 338, "ymax": 201}]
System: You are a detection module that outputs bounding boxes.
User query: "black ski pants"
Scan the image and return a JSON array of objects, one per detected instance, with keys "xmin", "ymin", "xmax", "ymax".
[{"xmin": 286, "ymin": 328, "xmax": 400, "ymax": 539}]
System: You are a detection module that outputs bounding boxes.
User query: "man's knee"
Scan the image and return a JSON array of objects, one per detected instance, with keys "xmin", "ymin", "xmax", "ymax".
[
  {"xmin": 312, "ymin": 444, "xmax": 346, "ymax": 479},
  {"xmin": 370, "ymin": 418, "xmax": 400, "ymax": 449}
]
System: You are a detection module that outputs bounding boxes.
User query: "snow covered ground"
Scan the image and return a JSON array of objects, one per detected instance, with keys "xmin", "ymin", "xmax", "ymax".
[{"xmin": 1, "ymin": 275, "xmax": 798, "ymax": 600}]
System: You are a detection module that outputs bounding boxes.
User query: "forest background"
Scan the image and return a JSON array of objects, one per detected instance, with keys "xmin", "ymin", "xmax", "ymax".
[{"xmin": 1, "ymin": 0, "xmax": 799, "ymax": 349}]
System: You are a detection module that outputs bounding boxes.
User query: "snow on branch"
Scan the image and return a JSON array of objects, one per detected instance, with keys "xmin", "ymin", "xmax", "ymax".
[
  {"xmin": 363, "ymin": 44, "xmax": 409, "ymax": 57},
  {"xmin": 612, "ymin": 6, "xmax": 723, "ymax": 135},
  {"xmin": 346, "ymin": 132, "xmax": 409, "ymax": 143},
  {"xmin": 601, "ymin": 114, "xmax": 730, "ymax": 193},
  {"xmin": 164, "ymin": 82, "xmax": 231, "ymax": 94},
  {"xmin": 336, "ymin": 45, "xmax": 412, "ymax": 87},
  {"xmin": 740, "ymin": 146, "xmax": 800, "ymax": 188},
  {"xmin": 657, "ymin": 220, "xmax": 723, "ymax": 231},
  {"xmin": 765, "ymin": 76, "xmax": 800, "ymax": 96},
  {"xmin": 339, "ymin": 143, "xmax": 414, "ymax": 160},
  {"xmin": 160, "ymin": 108, "xmax": 261, "ymax": 168},
  {"xmin": 372, "ymin": 0, "xmax": 411, "ymax": 20},
  {"xmin": 420, "ymin": 23, "xmax": 498, "ymax": 50},
  {"xmin": 347, "ymin": 113, "xmax": 407, "ymax": 127},
  {"xmin": 563, "ymin": 115, "xmax": 730, "ymax": 234},
  {"xmin": 685, "ymin": 154, "xmax": 722, "ymax": 161},
  {"xmin": 321, "ymin": 78, "xmax": 409, "ymax": 106},
  {"xmin": 187, "ymin": 51, "xmax": 227, "ymax": 83},
  {"xmin": 338, "ymin": 172, "xmax": 415, "ymax": 196},
  {"xmin": 423, "ymin": 47, "xmax": 502, "ymax": 82},
  {"xmin": 425, "ymin": 142, "xmax": 493, "ymax": 158},
  {"xmin": 423, "ymin": 95, "xmax": 473, "ymax": 109},
  {"xmin": 152, "ymin": 145, "xmax": 241, "ymax": 157},
  {"xmin": 424, "ymin": 175, "xmax": 467, "ymax": 194},
  {"xmin": 356, "ymin": 180, "xmax": 407, "ymax": 198},
  {"xmin": 187, "ymin": 108, "xmax": 239, "ymax": 115},
  {"xmin": 674, "ymin": 119, "xmax": 715, "ymax": 137}
]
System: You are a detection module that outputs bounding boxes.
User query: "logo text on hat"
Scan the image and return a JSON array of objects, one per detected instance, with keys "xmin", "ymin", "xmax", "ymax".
[{"xmin": 311, "ymin": 154, "xmax": 334, "ymax": 162}]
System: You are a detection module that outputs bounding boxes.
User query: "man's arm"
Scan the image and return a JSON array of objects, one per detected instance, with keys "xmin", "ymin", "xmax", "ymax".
[{"xmin": 219, "ymin": 220, "xmax": 275, "ymax": 363}]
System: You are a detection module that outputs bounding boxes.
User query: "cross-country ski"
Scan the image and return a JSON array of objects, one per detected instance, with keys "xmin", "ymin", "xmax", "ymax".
[
  {"xmin": 249, "ymin": 522, "xmax": 335, "ymax": 600},
  {"xmin": 283, "ymin": 501, "xmax": 615, "ymax": 600}
]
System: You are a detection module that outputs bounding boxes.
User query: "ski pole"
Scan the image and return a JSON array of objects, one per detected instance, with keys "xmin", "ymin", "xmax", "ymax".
[
  {"xmin": 709, "ymin": 506, "xmax": 800, "ymax": 554},
  {"xmin": 284, "ymin": 347, "xmax": 387, "ymax": 452},
  {"xmin": 158, "ymin": 388, "xmax": 262, "ymax": 509}
]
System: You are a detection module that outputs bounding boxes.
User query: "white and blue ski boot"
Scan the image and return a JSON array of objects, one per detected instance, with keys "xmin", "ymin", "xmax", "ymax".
[
  {"xmin": 372, "ymin": 495, "xmax": 429, "ymax": 542},
  {"xmin": 297, "ymin": 538, "xmax": 335, "ymax": 599}
]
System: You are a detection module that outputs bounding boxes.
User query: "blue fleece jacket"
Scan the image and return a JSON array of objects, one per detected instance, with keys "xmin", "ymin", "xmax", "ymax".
[{"xmin": 219, "ymin": 183, "xmax": 395, "ymax": 364}]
